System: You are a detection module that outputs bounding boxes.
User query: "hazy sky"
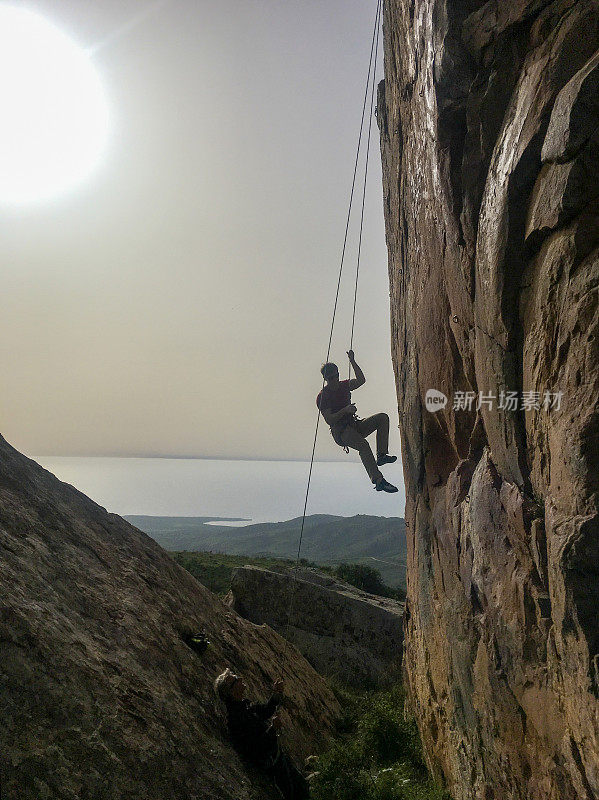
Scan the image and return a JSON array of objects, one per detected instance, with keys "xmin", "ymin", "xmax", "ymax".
[{"xmin": 1, "ymin": 0, "xmax": 399, "ymax": 463}]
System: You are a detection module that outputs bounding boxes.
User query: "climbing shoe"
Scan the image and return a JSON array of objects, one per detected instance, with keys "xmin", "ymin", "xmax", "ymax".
[
  {"xmin": 375, "ymin": 478, "xmax": 399, "ymax": 493},
  {"xmin": 376, "ymin": 453, "xmax": 397, "ymax": 466}
]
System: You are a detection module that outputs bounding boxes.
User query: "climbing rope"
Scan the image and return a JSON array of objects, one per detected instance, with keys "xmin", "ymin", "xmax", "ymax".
[
  {"xmin": 277, "ymin": 0, "xmax": 383, "ymax": 679},
  {"xmin": 349, "ymin": 2, "xmax": 381, "ymax": 375}
]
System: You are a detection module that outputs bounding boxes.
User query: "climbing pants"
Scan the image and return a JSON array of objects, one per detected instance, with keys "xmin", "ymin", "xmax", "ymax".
[{"xmin": 333, "ymin": 413, "xmax": 389, "ymax": 484}]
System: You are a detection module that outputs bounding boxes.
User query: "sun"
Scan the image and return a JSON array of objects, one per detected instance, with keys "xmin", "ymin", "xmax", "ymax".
[{"xmin": 0, "ymin": 6, "xmax": 109, "ymax": 205}]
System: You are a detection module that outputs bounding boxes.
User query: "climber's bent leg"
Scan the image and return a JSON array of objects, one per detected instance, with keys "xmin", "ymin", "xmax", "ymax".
[
  {"xmin": 356, "ymin": 413, "xmax": 390, "ymax": 458},
  {"xmin": 340, "ymin": 425, "xmax": 384, "ymax": 484}
]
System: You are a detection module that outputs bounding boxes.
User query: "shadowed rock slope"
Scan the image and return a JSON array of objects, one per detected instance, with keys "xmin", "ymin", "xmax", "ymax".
[
  {"xmin": 0, "ymin": 435, "xmax": 339, "ymax": 799},
  {"xmin": 378, "ymin": 1, "xmax": 599, "ymax": 798}
]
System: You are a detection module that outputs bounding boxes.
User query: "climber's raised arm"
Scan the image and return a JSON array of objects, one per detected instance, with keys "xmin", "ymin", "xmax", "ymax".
[{"xmin": 347, "ymin": 350, "xmax": 365, "ymax": 389}]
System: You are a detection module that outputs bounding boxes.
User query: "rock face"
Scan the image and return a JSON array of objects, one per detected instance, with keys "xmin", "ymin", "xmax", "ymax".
[
  {"xmin": 378, "ymin": 1, "xmax": 599, "ymax": 798},
  {"xmin": 228, "ymin": 566, "xmax": 404, "ymax": 687},
  {"xmin": 0, "ymin": 435, "xmax": 339, "ymax": 800}
]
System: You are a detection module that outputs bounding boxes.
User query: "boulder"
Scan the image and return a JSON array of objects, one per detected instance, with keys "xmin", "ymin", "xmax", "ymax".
[
  {"xmin": 542, "ymin": 49, "xmax": 599, "ymax": 163},
  {"xmin": 228, "ymin": 565, "xmax": 404, "ymax": 688},
  {"xmin": 526, "ymin": 129, "xmax": 599, "ymax": 242},
  {"xmin": 0, "ymin": 435, "xmax": 339, "ymax": 799}
]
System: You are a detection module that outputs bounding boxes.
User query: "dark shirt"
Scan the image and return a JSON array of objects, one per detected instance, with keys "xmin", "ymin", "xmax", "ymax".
[
  {"xmin": 224, "ymin": 693, "xmax": 281, "ymax": 766},
  {"xmin": 316, "ymin": 379, "xmax": 351, "ymax": 415}
]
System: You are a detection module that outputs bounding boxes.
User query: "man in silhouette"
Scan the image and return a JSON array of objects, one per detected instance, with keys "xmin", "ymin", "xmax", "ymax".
[
  {"xmin": 215, "ymin": 669, "xmax": 309, "ymax": 800},
  {"xmin": 317, "ymin": 350, "xmax": 398, "ymax": 493}
]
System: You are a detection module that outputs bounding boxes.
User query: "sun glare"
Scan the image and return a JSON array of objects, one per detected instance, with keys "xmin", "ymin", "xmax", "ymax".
[{"xmin": 0, "ymin": 6, "xmax": 109, "ymax": 205}]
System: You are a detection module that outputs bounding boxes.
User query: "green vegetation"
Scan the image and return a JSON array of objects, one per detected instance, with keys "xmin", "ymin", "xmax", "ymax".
[
  {"xmin": 336, "ymin": 563, "xmax": 405, "ymax": 600},
  {"xmin": 172, "ymin": 551, "xmax": 304, "ymax": 595},
  {"xmin": 310, "ymin": 683, "xmax": 451, "ymax": 800},
  {"xmin": 172, "ymin": 551, "xmax": 405, "ymax": 600},
  {"xmin": 129, "ymin": 513, "xmax": 407, "ymax": 589}
]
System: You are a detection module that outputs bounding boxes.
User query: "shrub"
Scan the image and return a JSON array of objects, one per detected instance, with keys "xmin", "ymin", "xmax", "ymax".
[
  {"xmin": 310, "ymin": 740, "xmax": 372, "ymax": 800},
  {"xmin": 335, "ymin": 563, "xmax": 405, "ymax": 600},
  {"xmin": 336, "ymin": 563, "xmax": 387, "ymax": 594},
  {"xmin": 310, "ymin": 683, "xmax": 451, "ymax": 800}
]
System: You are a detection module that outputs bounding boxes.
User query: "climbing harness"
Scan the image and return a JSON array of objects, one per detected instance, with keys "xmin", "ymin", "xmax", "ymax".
[
  {"xmin": 331, "ymin": 416, "xmax": 360, "ymax": 453},
  {"xmin": 277, "ymin": 0, "xmax": 383, "ymax": 678}
]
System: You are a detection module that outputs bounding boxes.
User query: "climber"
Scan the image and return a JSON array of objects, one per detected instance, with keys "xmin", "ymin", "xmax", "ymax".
[
  {"xmin": 214, "ymin": 669, "xmax": 309, "ymax": 800},
  {"xmin": 317, "ymin": 350, "xmax": 398, "ymax": 493}
]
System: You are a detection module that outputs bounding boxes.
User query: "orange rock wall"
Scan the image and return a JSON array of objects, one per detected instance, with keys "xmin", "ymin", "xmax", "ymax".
[{"xmin": 378, "ymin": 1, "xmax": 599, "ymax": 797}]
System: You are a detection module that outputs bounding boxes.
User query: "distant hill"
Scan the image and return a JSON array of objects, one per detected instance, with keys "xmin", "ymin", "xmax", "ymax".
[{"xmin": 125, "ymin": 513, "xmax": 407, "ymax": 587}]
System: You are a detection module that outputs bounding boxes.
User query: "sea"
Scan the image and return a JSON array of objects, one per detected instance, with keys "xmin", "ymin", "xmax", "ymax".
[{"xmin": 35, "ymin": 456, "xmax": 405, "ymax": 524}]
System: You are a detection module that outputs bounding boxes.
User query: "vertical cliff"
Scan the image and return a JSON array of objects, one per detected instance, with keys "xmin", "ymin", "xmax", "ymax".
[{"xmin": 378, "ymin": 1, "xmax": 599, "ymax": 798}]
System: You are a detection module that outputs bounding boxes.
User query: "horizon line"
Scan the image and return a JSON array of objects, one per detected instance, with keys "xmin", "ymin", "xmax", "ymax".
[{"xmin": 32, "ymin": 453, "xmax": 358, "ymax": 464}]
